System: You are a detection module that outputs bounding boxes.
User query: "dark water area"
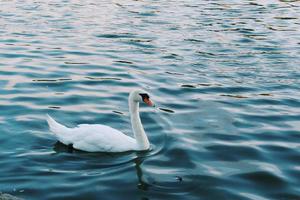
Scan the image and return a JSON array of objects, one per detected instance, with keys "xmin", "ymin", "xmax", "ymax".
[{"xmin": 1, "ymin": 0, "xmax": 300, "ymax": 199}]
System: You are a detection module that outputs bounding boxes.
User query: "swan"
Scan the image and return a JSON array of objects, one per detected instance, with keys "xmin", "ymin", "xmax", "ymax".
[{"xmin": 46, "ymin": 89, "xmax": 154, "ymax": 152}]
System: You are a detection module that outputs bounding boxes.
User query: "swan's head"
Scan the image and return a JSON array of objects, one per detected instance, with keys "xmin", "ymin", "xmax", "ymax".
[{"xmin": 130, "ymin": 89, "xmax": 154, "ymax": 106}]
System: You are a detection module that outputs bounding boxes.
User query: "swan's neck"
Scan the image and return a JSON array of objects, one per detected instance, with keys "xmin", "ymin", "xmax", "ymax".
[{"xmin": 129, "ymin": 98, "xmax": 150, "ymax": 150}]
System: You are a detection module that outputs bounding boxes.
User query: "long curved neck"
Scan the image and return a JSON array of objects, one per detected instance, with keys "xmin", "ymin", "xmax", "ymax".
[{"xmin": 129, "ymin": 97, "xmax": 150, "ymax": 150}]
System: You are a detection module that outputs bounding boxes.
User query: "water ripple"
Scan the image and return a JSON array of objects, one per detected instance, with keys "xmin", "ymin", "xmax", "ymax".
[{"xmin": 0, "ymin": 0, "xmax": 300, "ymax": 200}]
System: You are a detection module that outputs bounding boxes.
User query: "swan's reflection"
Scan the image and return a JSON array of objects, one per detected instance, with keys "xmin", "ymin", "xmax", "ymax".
[
  {"xmin": 134, "ymin": 155, "xmax": 150, "ymax": 191},
  {"xmin": 53, "ymin": 141, "xmax": 150, "ymax": 192},
  {"xmin": 53, "ymin": 141, "xmax": 75, "ymax": 153}
]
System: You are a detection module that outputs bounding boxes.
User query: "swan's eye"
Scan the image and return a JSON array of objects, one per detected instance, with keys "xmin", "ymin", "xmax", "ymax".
[
  {"xmin": 139, "ymin": 93, "xmax": 150, "ymax": 100},
  {"xmin": 139, "ymin": 93, "xmax": 153, "ymax": 106}
]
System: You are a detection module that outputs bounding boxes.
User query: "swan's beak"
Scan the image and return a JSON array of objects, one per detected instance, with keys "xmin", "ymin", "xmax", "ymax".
[{"xmin": 144, "ymin": 98, "xmax": 154, "ymax": 107}]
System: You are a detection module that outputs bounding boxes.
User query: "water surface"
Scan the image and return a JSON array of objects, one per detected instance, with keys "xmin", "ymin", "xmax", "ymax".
[{"xmin": 0, "ymin": 0, "xmax": 300, "ymax": 199}]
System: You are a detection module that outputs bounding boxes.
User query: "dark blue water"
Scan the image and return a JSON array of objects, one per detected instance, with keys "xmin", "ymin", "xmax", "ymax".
[{"xmin": 1, "ymin": 1, "xmax": 300, "ymax": 199}]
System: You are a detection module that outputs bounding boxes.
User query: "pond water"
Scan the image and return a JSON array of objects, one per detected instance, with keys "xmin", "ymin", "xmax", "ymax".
[{"xmin": 0, "ymin": 0, "xmax": 300, "ymax": 199}]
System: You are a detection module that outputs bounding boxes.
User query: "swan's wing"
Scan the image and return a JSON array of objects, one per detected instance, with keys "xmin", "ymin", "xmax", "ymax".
[{"xmin": 70, "ymin": 124, "xmax": 137, "ymax": 152}]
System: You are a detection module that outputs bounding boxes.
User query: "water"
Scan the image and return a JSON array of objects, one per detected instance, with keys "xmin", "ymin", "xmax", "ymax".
[{"xmin": 0, "ymin": 0, "xmax": 300, "ymax": 199}]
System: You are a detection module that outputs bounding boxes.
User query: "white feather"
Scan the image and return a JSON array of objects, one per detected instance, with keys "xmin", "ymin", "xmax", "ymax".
[
  {"xmin": 46, "ymin": 115, "xmax": 137, "ymax": 152},
  {"xmin": 46, "ymin": 89, "xmax": 153, "ymax": 152}
]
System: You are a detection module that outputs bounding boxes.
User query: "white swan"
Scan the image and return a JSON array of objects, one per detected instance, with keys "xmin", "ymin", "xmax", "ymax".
[{"xmin": 46, "ymin": 89, "xmax": 154, "ymax": 152}]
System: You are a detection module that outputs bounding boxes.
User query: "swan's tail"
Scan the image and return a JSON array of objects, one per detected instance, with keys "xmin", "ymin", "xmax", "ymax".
[{"xmin": 46, "ymin": 114, "xmax": 69, "ymax": 135}]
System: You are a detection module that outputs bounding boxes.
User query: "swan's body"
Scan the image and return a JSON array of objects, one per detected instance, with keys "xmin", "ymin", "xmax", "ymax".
[{"xmin": 46, "ymin": 89, "xmax": 154, "ymax": 152}]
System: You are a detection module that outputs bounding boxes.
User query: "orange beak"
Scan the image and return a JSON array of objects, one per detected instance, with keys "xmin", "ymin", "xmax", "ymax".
[{"xmin": 143, "ymin": 98, "xmax": 154, "ymax": 106}]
